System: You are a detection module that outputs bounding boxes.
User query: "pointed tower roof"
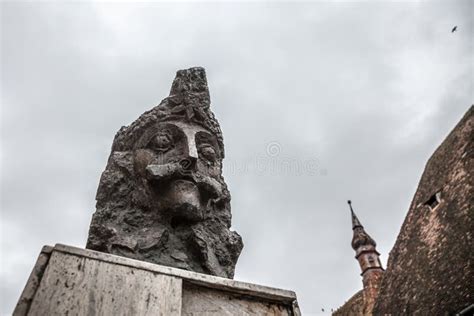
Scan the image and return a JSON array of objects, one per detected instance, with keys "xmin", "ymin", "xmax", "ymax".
[
  {"xmin": 348, "ymin": 200, "xmax": 377, "ymax": 250},
  {"xmin": 348, "ymin": 200, "xmax": 363, "ymax": 229}
]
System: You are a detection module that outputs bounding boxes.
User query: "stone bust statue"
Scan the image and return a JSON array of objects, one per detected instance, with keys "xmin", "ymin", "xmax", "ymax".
[{"xmin": 86, "ymin": 67, "xmax": 243, "ymax": 278}]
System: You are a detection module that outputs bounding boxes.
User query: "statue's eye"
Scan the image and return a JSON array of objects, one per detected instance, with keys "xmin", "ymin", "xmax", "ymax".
[
  {"xmin": 151, "ymin": 131, "xmax": 173, "ymax": 152},
  {"xmin": 198, "ymin": 144, "xmax": 217, "ymax": 162}
]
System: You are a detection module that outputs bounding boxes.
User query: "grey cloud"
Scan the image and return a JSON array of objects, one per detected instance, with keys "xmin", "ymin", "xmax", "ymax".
[{"xmin": 1, "ymin": 1, "xmax": 472, "ymax": 315}]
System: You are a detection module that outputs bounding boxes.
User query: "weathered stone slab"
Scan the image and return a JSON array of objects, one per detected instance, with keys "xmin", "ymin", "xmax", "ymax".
[
  {"xmin": 29, "ymin": 251, "xmax": 182, "ymax": 315},
  {"xmin": 14, "ymin": 246, "xmax": 53, "ymax": 315},
  {"xmin": 14, "ymin": 244, "xmax": 300, "ymax": 316},
  {"xmin": 182, "ymin": 283, "xmax": 293, "ymax": 315}
]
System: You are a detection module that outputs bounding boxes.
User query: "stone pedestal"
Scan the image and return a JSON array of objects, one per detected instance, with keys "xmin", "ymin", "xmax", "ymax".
[{"xmin": 14, "ymin": 244, "xmax": 300, "ymax": 315}]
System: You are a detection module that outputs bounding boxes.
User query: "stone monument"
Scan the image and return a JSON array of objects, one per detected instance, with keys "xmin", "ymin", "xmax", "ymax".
[
  {"xmin": 14, "ymin": 67, "xmax": 300, "ymax": 316},
  {"xmin": 86, "ymin": 67, "xmax": 243, "ymax": 278}
]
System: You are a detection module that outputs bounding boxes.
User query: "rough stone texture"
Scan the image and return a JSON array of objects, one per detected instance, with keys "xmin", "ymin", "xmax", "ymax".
[
  {"xmin": 373, "ymin": 105, "xmax": 474, "ymax": 315},
  {"xmin": 86, "ymin": 67, "xmax": 243, "ymax": 279},
  {"xmin": 333, "ymin": 290, "xmax": 364, "ymax": 316},
  {"xmin": 360, "ymin": 269, "xmax": 383, "ymax": 315}
]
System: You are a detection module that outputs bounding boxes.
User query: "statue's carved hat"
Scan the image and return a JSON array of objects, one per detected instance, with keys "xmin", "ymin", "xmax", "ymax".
[{"xmin": 112, "ymin": 67, "xmax": 224, "ymax": 156}]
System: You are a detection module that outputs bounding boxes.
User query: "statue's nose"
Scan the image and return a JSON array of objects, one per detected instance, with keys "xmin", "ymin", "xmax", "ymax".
[{"xmin": 180, "ymin": 140, "xmax": 198, "ymax": 171}]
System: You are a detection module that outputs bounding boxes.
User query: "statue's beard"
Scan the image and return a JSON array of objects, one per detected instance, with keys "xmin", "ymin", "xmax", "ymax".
[
  {"xmin": 158, "ymin": 179, "xmax": 204, "ymax": 225},
  {"xmin": 145, "ymin": 163, "xmax": 224, "ymax": 226}
]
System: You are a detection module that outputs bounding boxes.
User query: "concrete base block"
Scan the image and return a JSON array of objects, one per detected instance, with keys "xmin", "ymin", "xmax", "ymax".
[{"xmin": 14, "ymin": 244, "xmax": 300, "ymax": 315}]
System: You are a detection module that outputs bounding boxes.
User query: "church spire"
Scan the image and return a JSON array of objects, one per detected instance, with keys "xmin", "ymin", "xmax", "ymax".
[
  {"xmin": 348, "ymin": 201, "xmax": 377, "ymax": 251},
  {"xmin": 346, "ymin": 200, "xmax": 385, "ymax": 314}
]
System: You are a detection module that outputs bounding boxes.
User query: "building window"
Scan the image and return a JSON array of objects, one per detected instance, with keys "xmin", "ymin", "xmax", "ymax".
[{"xmin": 424, "ymin": 192, "xmax": 442, "ymax": 210}]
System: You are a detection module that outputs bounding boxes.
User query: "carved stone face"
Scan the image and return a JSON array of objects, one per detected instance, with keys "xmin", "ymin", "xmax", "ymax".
[
  {"xmin": 133, "ymin": 121, "xmax": 223, "ymax": 225},
  {"xmin": 86, "ymin": 67, "xmax": 242, "ymax": 279}
]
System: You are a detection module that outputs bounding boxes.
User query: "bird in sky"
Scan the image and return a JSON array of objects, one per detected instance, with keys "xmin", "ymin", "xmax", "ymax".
[{"xmin": 452, "ymin": 26, "xmax": 458, "ymax": 33}]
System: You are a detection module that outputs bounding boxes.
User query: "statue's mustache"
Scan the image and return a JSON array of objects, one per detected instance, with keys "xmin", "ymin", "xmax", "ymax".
[{"xmin": 145, "ymin": 162, "xmax": 222, "ymax": 198}]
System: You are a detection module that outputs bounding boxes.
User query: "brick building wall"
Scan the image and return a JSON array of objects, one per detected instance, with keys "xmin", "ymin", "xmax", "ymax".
[{"xmin": 373, "ymin": 106, "xmax": 473, "ymax": 314}]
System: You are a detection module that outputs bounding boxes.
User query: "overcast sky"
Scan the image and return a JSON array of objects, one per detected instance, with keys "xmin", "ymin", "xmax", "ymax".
[{"xmin": 1, "ymin": 1, "xmax": 472, "ymax": 315}]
